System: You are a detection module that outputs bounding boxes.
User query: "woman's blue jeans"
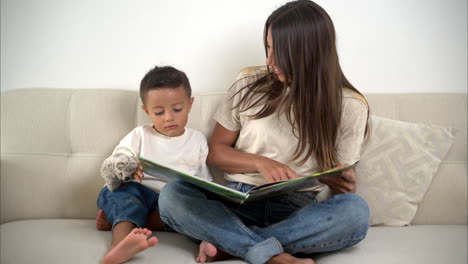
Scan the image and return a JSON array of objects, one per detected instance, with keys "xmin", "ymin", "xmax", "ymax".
[{"xmin": 158, "ymin": 181, "xmax": 369, "ymax": 264}]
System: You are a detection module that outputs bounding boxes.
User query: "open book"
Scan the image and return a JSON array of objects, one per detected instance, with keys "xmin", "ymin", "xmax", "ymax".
[{"xmin": 139, "ymin": 157, "xmax": 357, "ymax": 205}]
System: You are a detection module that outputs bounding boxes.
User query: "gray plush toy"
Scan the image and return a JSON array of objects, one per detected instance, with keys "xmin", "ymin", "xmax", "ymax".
[{"xmin": 101, "ymin": 152, "xmax": 139, "ymax": 191}]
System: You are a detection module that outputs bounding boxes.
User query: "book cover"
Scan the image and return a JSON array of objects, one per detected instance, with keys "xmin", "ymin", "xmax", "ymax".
[{"xmin": 139, "ymin": 157, "xmax": 357, "ymax": 205}]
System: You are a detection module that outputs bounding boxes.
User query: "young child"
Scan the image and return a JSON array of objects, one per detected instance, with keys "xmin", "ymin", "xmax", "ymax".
[{"xmin": 96, "ymin": 65, "xmax": 213, "ymax": 264}]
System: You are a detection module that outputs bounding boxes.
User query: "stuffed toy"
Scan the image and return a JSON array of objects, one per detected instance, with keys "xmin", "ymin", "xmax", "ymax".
[{"xmin": 101, "ymin": 152, "xmax": 139, "ymax": 191}]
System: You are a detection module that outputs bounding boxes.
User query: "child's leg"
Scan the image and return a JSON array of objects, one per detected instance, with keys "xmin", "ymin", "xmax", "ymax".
[
  {"xmin": 96, "ymin": 209, "xmax": 112, "ymax": 231},
  {"xmin": 96, "ymin": 182, "xmax": 161, "ymax": 263},
  {"xmin": 104, "ymin": 225, "xmax": 158, "ymax": 264},
  {"xmin": 146, "ymin": 210, "xmax": 165, "ymax": 231},
  {"xmin": 110, "ymin": 221, "xmax": 136, "ymax": 247},
  {"xmin": 96, "ymin": 209, "xmax": 165, "ymax": 231}
]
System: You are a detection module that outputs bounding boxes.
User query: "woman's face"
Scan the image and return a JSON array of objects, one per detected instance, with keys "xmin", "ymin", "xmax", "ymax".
[{"xmin": 265, "ymin": 27, "xmax": 286, "ymax": 83}]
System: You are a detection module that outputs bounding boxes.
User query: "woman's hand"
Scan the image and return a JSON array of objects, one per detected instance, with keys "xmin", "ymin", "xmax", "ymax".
[
  {"xmin": 254, "ymin": 156, "xmax": 298, "ymax": 183},
  {"xmin": 319, "ymin": 164, "xmax": 357, "ymax": 194},
  {"xmin": 133, "ymin": 163, "xmax": 144, "ymax": 183}
]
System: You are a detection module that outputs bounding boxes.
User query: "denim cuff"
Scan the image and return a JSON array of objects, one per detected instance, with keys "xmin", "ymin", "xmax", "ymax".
[
  {"xmin": 112, "ymin": 218, "xmax": 142, "ymax": 229},
  {"xmin": 245, "ymin": 237, "xmax": 283, "ymax": 264}
]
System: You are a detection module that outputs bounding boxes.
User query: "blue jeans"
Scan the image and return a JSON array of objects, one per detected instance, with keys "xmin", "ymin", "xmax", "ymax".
[
  {"xmin": 159, "ymin": 181, "xmax": 369, "ymax": 264},
  {"xmin": 97, "ymin": 182, "xmax": 159, "ymax": 229}
]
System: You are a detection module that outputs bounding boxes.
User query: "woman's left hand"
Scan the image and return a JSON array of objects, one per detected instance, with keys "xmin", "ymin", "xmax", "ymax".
[{"xmin": 319, "ymin": 164, "xmax": 357, "ymax": 194}]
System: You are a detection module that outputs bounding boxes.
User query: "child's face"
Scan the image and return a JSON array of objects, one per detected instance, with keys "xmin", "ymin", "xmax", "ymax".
[{"xmin": 142, "ymin": 86, "xmax": 193, "ymax": 137}]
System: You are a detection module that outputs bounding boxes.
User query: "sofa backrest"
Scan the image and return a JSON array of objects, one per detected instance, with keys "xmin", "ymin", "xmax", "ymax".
[{"xmin": 1, "ymin": 89, "xmax": 466, "ymax": 225}]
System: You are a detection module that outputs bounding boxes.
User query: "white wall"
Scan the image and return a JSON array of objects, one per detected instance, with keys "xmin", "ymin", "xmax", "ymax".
[{"xmin": 1, "ymin": 0, "xmax": 467, "ymax": 93}]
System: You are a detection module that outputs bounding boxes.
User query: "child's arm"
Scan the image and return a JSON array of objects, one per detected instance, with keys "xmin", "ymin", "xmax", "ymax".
[
  {"xmin": 195, "ymin": 138, "xmax": 213, "ymax": 181},
  {"xmin": 196, "ymin": 161, "xmax": 213, "ymax": 182},
  {"xmin": 101, "ymin": 153, "xmax": 139, "ymax": 191},
  {"xmin": 102, "ymin": 126, "xmax": 143, "ymax": 189}
]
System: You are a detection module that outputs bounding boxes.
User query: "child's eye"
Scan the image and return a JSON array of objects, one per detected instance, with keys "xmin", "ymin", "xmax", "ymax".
[
  {"xmin": 174, "ymin": 108, "xmax": 183, "ymax": 112},
  {"xmin": 154, "ymin": 112, "xmax": 164, "ymax": 115}
]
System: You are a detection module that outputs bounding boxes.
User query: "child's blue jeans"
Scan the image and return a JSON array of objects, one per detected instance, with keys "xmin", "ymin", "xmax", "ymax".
[
  {"xmin": 97, "ymin": 182, "xmax": 159, "ymax": 229},
  {"xmin": 159, "ymin": 180, "xmax": 370, "ymax": 264}
]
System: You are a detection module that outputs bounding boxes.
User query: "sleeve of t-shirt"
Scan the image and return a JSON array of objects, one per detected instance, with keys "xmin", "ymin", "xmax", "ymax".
[
  {"xmin": 195, "ymin": 135, "xmax": 213, "ymax": 181},
  {"xmin": 336, "ymin": 97, "xmax": 369, "ymax": 165},
  {"xmin": 212, "ymin": 74, "xmax": 247, "ymax": 131},
  {"xmin": 112, "ymin": 127, "xmax": 142, "ymax": 157}
]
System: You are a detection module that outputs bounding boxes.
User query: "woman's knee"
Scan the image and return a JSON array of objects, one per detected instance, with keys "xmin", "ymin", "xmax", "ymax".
[
  {"xmin": 160, "ymin": 180, "xmax": 186, "ymax": 197},
  {"xmin": 158, "ymin": 181, "xmax": 199, "ymax": 216},
  {"xmin": 337, "ymin": 193, "xmax": 370, "ymax": 231},
  {"xmin": 159, "ymin": 181, "xmax": 185, "ymax": 206}
]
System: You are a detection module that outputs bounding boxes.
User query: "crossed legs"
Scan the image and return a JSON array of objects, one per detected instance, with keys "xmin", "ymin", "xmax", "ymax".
[{"xmin": 158, "ymin": 181, "xmax": 369, "ymax": 264}]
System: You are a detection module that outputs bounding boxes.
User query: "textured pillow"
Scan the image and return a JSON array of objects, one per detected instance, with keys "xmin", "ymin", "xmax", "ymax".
[{"xmin": 356, "ymin": 115, "xmax": 454, "ymax": 226}]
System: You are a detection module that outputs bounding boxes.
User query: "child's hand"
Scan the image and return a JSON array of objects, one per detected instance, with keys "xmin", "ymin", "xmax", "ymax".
[{"xmin": 133, "ymin": 164, "xmax": 144, "ymax": 183}]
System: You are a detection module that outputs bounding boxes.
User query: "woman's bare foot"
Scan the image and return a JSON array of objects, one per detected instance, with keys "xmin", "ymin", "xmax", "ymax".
[
  {"xmin": 196, "ymin": 241, "xmax": 217, "ymax": 263},
  {"xmin": 196, "ymin": 241, "xmax": 231, "ymax": 263},
  {"xmin": 103, "ymin": 228, "xmax": 158, "ymax": 264},
  {"xmin": 267, "ymin": 253, "xmax": 314, "ymax": 264},
  {"xmin": 96, "ymin": 210, "xmax": 112, "ymax": 231}
]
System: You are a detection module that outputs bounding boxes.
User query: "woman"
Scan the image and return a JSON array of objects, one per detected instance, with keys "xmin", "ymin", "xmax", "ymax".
[{"xmin": 159, "ymin": 1, "xmax": 370, "ymax": 263}]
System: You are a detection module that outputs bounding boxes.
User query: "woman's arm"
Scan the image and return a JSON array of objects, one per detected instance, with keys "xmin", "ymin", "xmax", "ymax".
[
  {"xmin": 319, "ymin": 94, "xmax": 369, "ymax": 194},
  {"xmin": 319, "ymin": 165, "xmax": 357, "ymax": 194},
  {"xmin": 207, "ymin": 123, "xmax": 256, "ymax": 173},
  {"xmin": 208, "ymin": 123, "xmax": 297, "ymax": 182}
]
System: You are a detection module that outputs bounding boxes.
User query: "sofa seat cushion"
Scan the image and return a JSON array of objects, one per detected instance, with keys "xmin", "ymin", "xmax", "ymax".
[
  {"xmin": 0, "ymin": 219, "xmax": 246, "ymax": 264},
  {"xmin": 1, "ymin": 219, "xmax": 466, "ymax": 264},
  {"xmin": 316, "ymin": 225, "xmax": 467, "ymax": 264}
]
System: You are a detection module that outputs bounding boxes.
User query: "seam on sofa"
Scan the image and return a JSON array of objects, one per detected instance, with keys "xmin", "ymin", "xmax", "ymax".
[
  {"xmin": 134, "ymin": 93, "xmax": 140, "ymax": 128},
  {"xmin": 393, "ymin": 95, "xmax": 400, "ymax": 120},
  {"xmin": 66, "ymin": 91, "xmax": 74, "ymax": 196},
  {"xmin": 1, "ymin": 153, "xmax": 108, "ymax": 157},
  {"xmin": 67, "ymin": 90, "xmax": 74, "ymax": 155},
  {"xmin": 199, "ymin": 96, "xmax": 206, "ymax": 124},
  {"xmin": 439, "ymin": 160, "xmax": 468, "ymax": 165}
]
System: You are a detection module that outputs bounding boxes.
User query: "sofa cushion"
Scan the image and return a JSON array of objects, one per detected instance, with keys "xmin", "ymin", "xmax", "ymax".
[
  {"xmin": 356, "ymin": 116, "xmax": 454, "ymax": 226},
  {"xmin": 0, "ymin": 219, "xmax": 246, "ymax": 264},
  {"xmin": 315, "ymin": 225, "xmax": 467, "ymax": 264},
  {"xmin": 1, "ymin": 219, "xmax": 466, "ymax": 264}
]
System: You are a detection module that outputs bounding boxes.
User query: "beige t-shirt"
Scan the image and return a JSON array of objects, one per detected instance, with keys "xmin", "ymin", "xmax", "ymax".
[{"xmin": 213, "ymin": 66, "xmax": 368, "ymax": 187}]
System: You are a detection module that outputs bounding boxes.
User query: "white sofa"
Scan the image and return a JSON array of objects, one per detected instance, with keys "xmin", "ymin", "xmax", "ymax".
[{"xmin": 1, "ymin": 88, "xmax": 466, "ymax": 264}]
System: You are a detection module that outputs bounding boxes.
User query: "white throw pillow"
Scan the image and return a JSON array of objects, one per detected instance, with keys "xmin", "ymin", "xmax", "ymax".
[{"xmin": 356, "ymin": 115, "xmax": 454, "ymax": 226}]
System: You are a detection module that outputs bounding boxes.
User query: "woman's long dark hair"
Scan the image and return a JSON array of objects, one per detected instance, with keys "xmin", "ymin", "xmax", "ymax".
[{"xmin": 233, "ymin": 0, "xmax": 369, "ymax": 171}]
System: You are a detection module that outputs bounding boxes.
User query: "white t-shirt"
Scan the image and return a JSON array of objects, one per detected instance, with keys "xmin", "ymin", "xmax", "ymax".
[
  {"xmin": 112, "ymin": 125, "xmax": 213, "ymax": 192},
  {"xmin": 213, "ymin": 66, "xmax": 368, "ymax": 187}
]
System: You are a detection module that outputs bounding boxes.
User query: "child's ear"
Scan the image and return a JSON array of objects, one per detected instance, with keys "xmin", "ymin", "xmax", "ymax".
[
  {"xmin": 187, "ymin": 97, "xmax": 194, "ymax": 111},
  {"xmin": 141, "ymin": 105, "xmax": 150, "ymax": 115}
]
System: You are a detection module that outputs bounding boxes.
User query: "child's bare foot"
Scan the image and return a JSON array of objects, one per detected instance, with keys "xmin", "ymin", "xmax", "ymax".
[
  {"xmin": 196, "ymin": 241, "xmax": 231, "ymax": 263},
  {"xmin": 103, "ymin": 228, "xmax": 158, "ymax": 264},
  {"xmin": 267, "ymin": 253, "xmax": 314, "ymax": 264},
  {"xmin": 96, "ymin": 210, "xmax": 112, "ymax": 231}
]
